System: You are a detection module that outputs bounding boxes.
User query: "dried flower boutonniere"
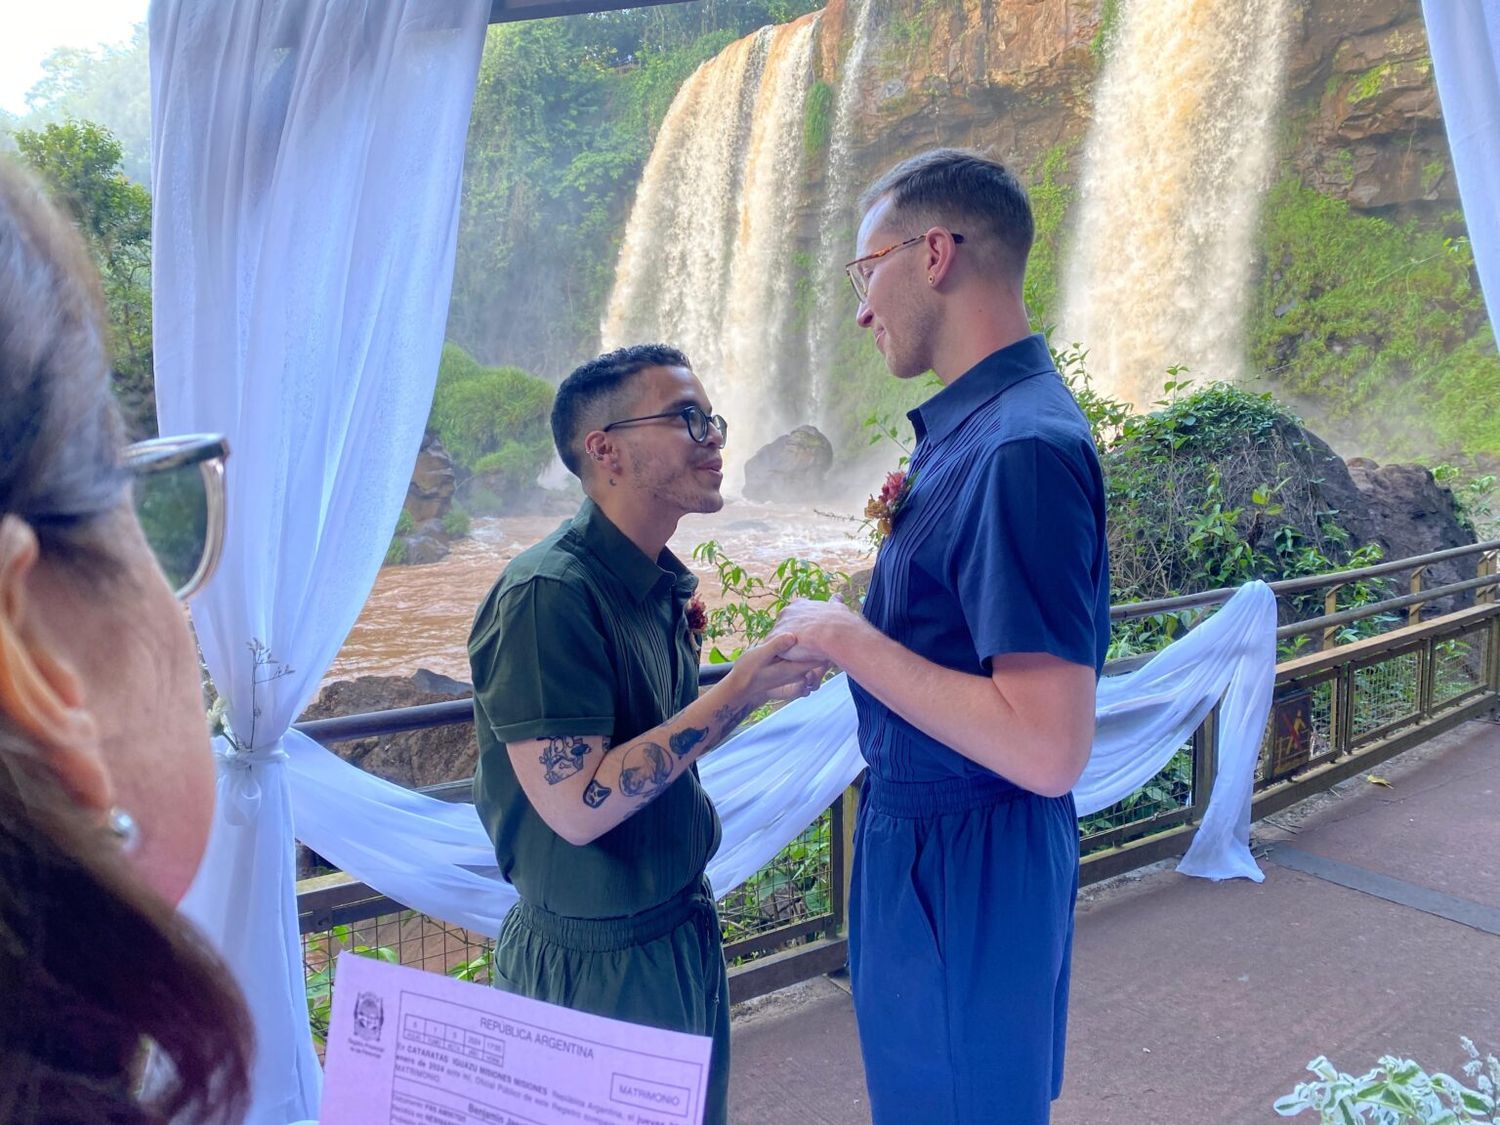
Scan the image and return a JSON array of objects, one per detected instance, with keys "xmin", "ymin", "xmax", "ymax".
[{"xmin": 863, "ymin": 467, "xmax": 914, "ymax": 549}]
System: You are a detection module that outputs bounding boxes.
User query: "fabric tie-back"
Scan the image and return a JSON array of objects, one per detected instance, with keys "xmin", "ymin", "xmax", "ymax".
[{"xmin": 289, "ymin": 579, "xmax": 1277, "ymax": 939}]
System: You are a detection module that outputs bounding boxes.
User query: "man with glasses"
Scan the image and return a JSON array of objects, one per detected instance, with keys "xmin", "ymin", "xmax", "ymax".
[
  {"xmin": 468, "ymin": 344, "xmax": 826, "ymax": 1124},
  {"xmin": 772, "ymin": 150, "xmax": 1110, "ymax": 1122}
]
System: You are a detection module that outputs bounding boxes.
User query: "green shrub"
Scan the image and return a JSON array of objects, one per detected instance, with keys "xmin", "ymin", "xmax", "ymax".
[
  {"xmin": 428, "ymin": 343, "xmax": 555, "ymax": 488},
  {"xmin": 803, "ymin": 80, "xmax": 834, "ymax": 157},
  {"xmin": 442, "ymin": 506, "xmax": 473, "ymax": 538},
  {"xmin": 1276, "ymin": 1039, "xmax": 1496, "ymax": 1122}
]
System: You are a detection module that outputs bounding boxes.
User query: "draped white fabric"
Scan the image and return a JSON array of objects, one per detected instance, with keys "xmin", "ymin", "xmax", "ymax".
[
  {"xmin": 148, "ymin": 2, "xmax": 489, "ymax": 1120},
  {"xmin": 276, "ymin": 579, "xmax": 1277, "ymax": 956},
  {"xmin": 1423, "ymin": 1, "xmax": 1500, "ymax": 335}
]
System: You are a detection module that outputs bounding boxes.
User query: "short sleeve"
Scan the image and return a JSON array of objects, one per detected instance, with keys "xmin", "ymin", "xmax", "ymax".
[
  {"xmin": 468, "ymin": 576, "xmax": 616, "ymax": 744},
  {"xmin": 952, "ymin": 437, "xmax": 1103, "ymax": 671}
]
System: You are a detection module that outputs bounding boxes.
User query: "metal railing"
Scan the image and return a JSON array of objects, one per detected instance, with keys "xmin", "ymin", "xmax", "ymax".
[{"xmin": 294, "ymin": 540, "xmax": 1500, "ymax": 1006}]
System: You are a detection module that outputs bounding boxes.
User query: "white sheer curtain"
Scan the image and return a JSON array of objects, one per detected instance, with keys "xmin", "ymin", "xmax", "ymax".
[
  {"xmin": 1423, "ymin": 1, "xmax": 1500, "ymax": 335},
  {"xmin": 262, "ymin": 580, "xmax": 1277, "ymax": 954},
  {"xmin": 149, "ymin": 1, "xmax": 489, "ymax": 1119}
]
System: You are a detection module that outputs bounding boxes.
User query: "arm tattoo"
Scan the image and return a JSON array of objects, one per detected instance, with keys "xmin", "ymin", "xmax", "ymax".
[
  {"xmin": 539, "ymin": 736, "xmax": 590, "ymax": 784},
  {"xmin": 669, "ymin": 726, "xmax": 707, "ymax": 758},
  {"xmin": 712, "ymin": 703, "xmax": 751, "ymax": 736},
  {"xmin": 582, "ymin": 779, "xmax": 611, "ymax": 808},
  {"xmin": 618, "ymin": 742, "xmax": 673, "ymax": 800}
]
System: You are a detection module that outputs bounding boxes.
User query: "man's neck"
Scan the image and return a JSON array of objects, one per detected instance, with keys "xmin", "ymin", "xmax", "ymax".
[
  {"xmin": 587, "ymin": 487, "xmax": 679, "ymax": 561},
  {"xmin": 930, "ymin": 293, "xmax": 1034, "ymax": 386}
]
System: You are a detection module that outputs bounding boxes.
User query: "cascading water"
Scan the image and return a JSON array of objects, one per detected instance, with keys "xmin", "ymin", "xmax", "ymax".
[
  {"xmin": 806, "ymin": 0, "xmax": 879, "ymax": 423},
  {"xmin": 1059, "ymin": 0, "xmax": 1293, "ymax": 409},
  {"xmin": 603, "ymin": 15, "xmax": 820, "ymax": 480}
]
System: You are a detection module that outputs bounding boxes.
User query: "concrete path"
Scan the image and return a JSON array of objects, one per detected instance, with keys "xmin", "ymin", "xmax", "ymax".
[{"xmin": 727, "ymin": 719, "xmax": 1500, "ymax": 1123}]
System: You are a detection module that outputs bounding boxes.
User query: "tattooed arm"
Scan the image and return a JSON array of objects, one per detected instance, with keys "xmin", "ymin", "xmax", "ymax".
[{"xmin": 505, "ymin": 632, "xmax": 820, "ymax": 846}]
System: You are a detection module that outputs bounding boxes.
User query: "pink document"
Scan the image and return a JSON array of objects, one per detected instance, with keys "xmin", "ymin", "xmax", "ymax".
[{"xmin": 322, "ymin": 952, "xmax": 712, "ymax": 1125}]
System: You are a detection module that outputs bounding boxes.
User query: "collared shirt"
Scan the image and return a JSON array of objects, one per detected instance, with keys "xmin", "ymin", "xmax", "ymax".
[
  {"xmin": 469, "ymin": 498, "xmax": 719, "ymax": 918},
  {"xmin": 853, "ymin": 332, "xmax": 1111, "ymax": 785}
]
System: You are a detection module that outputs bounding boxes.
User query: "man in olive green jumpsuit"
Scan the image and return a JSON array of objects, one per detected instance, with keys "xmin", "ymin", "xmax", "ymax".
[{"xmin": 469, "ymin": 344, "xmax": 824, "ymax": 1123}]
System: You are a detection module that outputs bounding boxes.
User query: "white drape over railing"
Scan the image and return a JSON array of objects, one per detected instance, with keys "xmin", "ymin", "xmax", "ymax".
[
  {"xmin": 1423, "ymin": 1, "xmax": 1500, "ymax": 337},
  {"xmin": 275, "ymin": 580, "xmax": 1278, "ymax": 950},
  {"xmin": 149, "ymin": 2, "xmax": 489, "ymax": 1119}
]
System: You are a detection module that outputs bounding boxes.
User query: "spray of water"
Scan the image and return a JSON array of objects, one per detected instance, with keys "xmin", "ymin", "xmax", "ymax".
[{"xmin": 1059, "ymin": 0, "xmax": 1293, "ymax": 408}]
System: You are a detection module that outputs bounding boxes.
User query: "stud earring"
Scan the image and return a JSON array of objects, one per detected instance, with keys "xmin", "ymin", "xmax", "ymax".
[{"xmin": 107, "ymin": 807, "xmax": 140, "ymax": 855}]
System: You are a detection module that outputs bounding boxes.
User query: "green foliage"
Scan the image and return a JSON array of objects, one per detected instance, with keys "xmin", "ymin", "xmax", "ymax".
[
  {"xmin": 304, "ymin": 926, "xmax": 398, "ymax": 1050},
  {"xmin": 442, "ymin": 506, "xmax": 473, "ymax": 538},
  {"xmin": 429, "ymin": 344, "xmax": 555, "ymax": 492},
  {"xmin": 1276, "ymin": 1040, "xmax": 1497, "ymax": 1123},
  {"xmin": 1079, "ymin": 749, "xmax": 1191, "ymax": 839},
  {"xmin": 1025, "ymin": 144, "xmax": 1076, "ymax": 331},
  {"xmin": 14, "ymin": 119, "xmax": 154, "ymax": 436},
  {"xmin": 6, "ymin": 23, "xmax": 151, "ymax": 184},
  {"xmin": 719, "ymin": 820, "xmax": 831, "ymax": 947},
  {"xmin": 803, "ymin": 80, "xmax": 834, "ymax": 157},
  {"xmin": 1430, "ymin": 464, "xmax": 1498, "ymax": 540},
  {"xmin": 886, "ymin": 0, "xmax": 943, "ymax": 63},
  {"xmin": 1251, "ymin": 178, "xmax": 1500, "ymax": 458},
  {"xmin": 690, "ymin": 540, "xmax": 848, "ymax": 660},
  {"xmin": 1090, "ymin": 0, "xmax": 1123, "ymax": 61}
]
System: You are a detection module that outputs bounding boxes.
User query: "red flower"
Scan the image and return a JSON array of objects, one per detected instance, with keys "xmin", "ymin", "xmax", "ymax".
[
  {"xmin": 878, "ymin": 470, "xmax": 906, "ymax": 506},
  {"xmin": 864, "ymin": 468, "xmax": 913, "ymax": 547},
  {"xmin": 686, "ymin": 595, "xmax": 708, "ymax": 635}
]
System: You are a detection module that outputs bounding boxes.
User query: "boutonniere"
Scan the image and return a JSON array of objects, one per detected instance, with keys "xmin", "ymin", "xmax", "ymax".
[
  {"xmin": 863, "ymin": 468, "xmax": 914, "ymax": 548},
  {"xmin": 686, "ymin": 594, "xmax": 709, "ymax": 652}
]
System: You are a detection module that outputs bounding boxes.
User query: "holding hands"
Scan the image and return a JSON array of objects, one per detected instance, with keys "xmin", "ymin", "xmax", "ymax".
[
  {"xmin": 768, "ymin": 594, "xmax": 868, "ymax": 666},
  {"xmin": 722, "ymin": 632, "xmax": 831, "ymax": 706}
]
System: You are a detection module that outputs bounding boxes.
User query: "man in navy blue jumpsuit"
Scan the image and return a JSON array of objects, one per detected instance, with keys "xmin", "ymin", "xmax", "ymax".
[{"xmin": 773, "ymin": 149, "xmax": 1110, "ymax": 1123}]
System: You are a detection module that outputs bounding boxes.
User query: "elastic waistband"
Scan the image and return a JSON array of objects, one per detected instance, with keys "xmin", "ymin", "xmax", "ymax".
[
  {"xmin": 509, "ymin": 877, "xmax": 717, "ymax": 952},
  {"xmin": 862, "ymin": 772, "xmax": 1028, "ymax": 818}
]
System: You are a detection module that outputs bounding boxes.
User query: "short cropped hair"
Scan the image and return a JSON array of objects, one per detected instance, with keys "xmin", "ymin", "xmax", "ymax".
[
  {"xmin": 859, "ymin": 148, "xmax": 1034, "ymax": 284},
  {"xmin": 551, "ymin": 344, "xmax": 692, "ymax": 476}
]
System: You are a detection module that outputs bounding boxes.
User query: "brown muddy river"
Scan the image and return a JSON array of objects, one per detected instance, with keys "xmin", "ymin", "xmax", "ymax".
[{"xmin": 325, "ymin": 500, "xmax": 876, "ymax": 685}]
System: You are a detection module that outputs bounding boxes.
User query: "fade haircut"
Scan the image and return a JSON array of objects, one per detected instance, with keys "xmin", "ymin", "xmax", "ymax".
[
  {"xmin": 859, "ymin": 148, "xmax": 1034, "ymax": 285},
  {"xmin": 551, "ymin": 344, "xmax": 692, "ymax": 476}
]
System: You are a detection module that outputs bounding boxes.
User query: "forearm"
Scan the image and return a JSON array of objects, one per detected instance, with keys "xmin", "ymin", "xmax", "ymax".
[
  {"xmin": 830, "ymin": 621, "xmax": 1093, "ymax": 798},
  {"xmin": 549, "ymin": 683, "xmax": 752, "ymax": 845}
]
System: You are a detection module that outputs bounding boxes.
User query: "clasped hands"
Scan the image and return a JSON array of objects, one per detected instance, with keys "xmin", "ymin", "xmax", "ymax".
[{"xmin": 730, "ymin": 595, "xmax": 865, "ymax": 703}]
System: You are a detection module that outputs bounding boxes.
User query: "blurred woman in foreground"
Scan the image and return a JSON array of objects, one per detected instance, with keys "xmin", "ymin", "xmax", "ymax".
[{"xmin": 0, "ymin": 158, "xmax": 250, "ymax": 1123}]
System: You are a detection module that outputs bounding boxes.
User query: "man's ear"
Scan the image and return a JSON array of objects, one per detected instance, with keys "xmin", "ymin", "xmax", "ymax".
[
  {"xmin": 0, "ymin": 515, "xmax": 111, "ymax": 812},
  {"xmin": 582, "ymin": 430, "xmax": 621, "ymax": 477}
]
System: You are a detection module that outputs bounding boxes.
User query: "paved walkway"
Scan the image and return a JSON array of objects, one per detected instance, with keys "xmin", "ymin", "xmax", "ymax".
[{"xmin": 727, "ymin": 719, "xmax": 1500, "ymax": 1123}]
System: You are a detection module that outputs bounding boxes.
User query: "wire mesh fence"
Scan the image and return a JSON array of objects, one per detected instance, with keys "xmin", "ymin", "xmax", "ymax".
[
  {"xmin": 1079, "ymin": 742, "xmax": 1194, "ymax": 852},
  {"xmin": 1432, "ymin": 626, "xmax": 1492, "ymax": 707},
  {"xmin": 1350, "ymin": 649, "xmax": 1423, "ymax": 741}
]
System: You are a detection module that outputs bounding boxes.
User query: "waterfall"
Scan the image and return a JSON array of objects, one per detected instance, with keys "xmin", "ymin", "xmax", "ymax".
[
  {"xmin": 1059, "ymin": 0, "xmax": 1293, "ymax": 409},
  {"xmin": 603, "ymin": 16, "xmax": 819, "ymax": 482},
  {"xmin": 807, "ymin": 0, "xmax": 878, "ymax": 425}
]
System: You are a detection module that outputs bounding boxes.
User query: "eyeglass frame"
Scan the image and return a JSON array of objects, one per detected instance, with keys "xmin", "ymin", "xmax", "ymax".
[
  {"xmin": 125, "ymin": 433, "xmax": 229, "ymax": 601},
  {"xmin": 601, "ymin": 404, "xmax": 729, "ymax": 447},
  {"xmin": 844, "ymin": 230, "xmax": 965, "ymax": 304}
]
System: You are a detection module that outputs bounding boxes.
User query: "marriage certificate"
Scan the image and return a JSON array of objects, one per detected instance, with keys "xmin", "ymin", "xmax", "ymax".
[{"xmin": 321, "ymin": 952, "xmax": 712, "ymax": 1125}]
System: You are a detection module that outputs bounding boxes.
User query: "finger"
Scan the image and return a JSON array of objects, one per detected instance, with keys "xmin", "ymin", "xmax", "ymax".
[{"xmin": 761, "ymin": 632, "xmax": 799, "ymax": 656}]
